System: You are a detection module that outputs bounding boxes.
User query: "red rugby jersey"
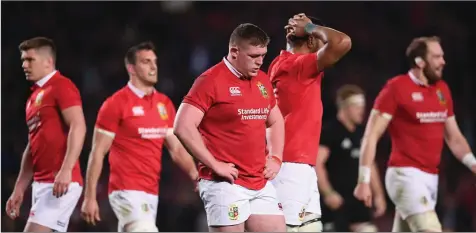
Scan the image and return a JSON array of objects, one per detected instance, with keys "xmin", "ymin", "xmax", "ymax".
[
  {"xmin": 26, "ymin": 71, "xmax": 83, "ymax": 185},
  {"xmin": 95, "ymin": 82, "xmax": 176, "ymax": 195},
  {"xmin": 268, "ymin": 50, "xmax": 324, "ymax": 166},
  {"xmin": 183, "ymin": 58, "xmax": 276, "ymax": 190},
  {"xmin": 373, "ymin": 72, "xmax": 454, "ymax": 174}
]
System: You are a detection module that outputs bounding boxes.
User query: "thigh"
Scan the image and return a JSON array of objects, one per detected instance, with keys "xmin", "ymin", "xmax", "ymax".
[
  {"xmin": 198, "ymin": 179, "xmax": 251, "ymax": 227},
  {"xmin": 246, "ymin": 214, "xmax": 286, "ymax": 232},
  {"xmin": 385, "ymin": 167, "xmax": 435, "ymax": 219},
  {"xmin": 272, "ymin": 163, "xmax": 313, "ymax": 225},
  {"xmin": 108, "ymin": 190, "xmax": 158, "ymax": 231},
  {"xmin": 343, "ymin": 196, "xmax": 372, "ymax": 224},
  {"xmin": 28, "ymin": 182, "xmax": 83, "ymax": 232}
]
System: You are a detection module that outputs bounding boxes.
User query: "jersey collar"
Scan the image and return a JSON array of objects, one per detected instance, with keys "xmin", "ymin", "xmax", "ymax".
[
  {"xmin": 36, "ymin": 70, "xmax": 57, "ymax": 87},
  {"xmin": 127, "ymin": 81, "xmax": 146, "ymax": 98},
  {"xmin": 223, "ymin": 57, "xmax": 243, "ymax": 78},
  {"xmin": 408, "ymin": 71, "xmax": 426, "ymax": 86}
]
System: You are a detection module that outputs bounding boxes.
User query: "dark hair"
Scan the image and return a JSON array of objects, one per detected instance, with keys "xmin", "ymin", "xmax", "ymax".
[
  {"xmin": 406, "ymin": 36, "xmax": 441, "ymax": 68},
  {"xmin": 18, "ymin": 37, "xmax": 57, "ymax": 62},
  {"xmin": 336, "ymin": 84, "xmax": 365, "ymax": 107},
  {"xmin": 124, "ymin": 41, "xmax": 156, "ymax": 65},
  {"xmin": 229, "ymin": 23, "xmax": 270, "ymax": 47},
  {"xmin": 288, "ymin": 16, "xmax": 325, "ymax": 44}
]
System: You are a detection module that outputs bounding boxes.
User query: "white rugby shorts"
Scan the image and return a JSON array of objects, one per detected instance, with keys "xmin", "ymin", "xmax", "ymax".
[
  {"xmin": 28, "ymin": 181, "xmax": 82, "ymax": 232},
  {"xmin": 271, "ymin": 162, "xmax": 321, "ymax": 226},
  {"xmin": 108, "ymin": 190, "xmax": 159, "ymax": 232},
  {"xmin": 385, "ymin": 167, "xmax": 439, "ymax": 219},
  {"xmin": 198, "ymin": 179, "xmax": 283, "ymax": 226}
]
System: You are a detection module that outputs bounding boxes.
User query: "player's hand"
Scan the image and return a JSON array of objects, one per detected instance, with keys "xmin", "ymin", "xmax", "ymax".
[
  {"xmin": 53, "ymin": 169, "xmax": 72, "ymax": 198},
  {"xmin": 5, "ymin": 190, "xmax": 24, "ymax": 220},
  {"xmin": 285, "ymin": 13, "xmax": 313, "ymax": 39},
  {"xmin": 354, "ymin": 183, "xmax": 372, "ymax": 207},
  {"xmin": 263, "ymin": 156, "xmax": 281, "ymax": 180},
  {"xmin": 81, "ymin": 198, "xmax": 101, "ymax": 226},
  {"xmin": 373, "ymin": 195, "xmax": 387, "ymax": 218},
  {"xmin": 212, "ymin": 161, "xmax": 239, "ymax": 184},
  {"xmin": 324, "ymin": 192, "xmax": 344, "ymax": 210}
]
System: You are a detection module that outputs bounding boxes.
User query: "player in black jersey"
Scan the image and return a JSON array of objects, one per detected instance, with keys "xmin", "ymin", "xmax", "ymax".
[{"xmin": 315, "ymin": 85, "xmax": 386, "ymax": 232}]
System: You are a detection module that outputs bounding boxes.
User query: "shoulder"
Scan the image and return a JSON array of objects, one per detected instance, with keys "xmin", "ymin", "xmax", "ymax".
[
  {"xmin": 52, "ymin": 73, "xmax": 78, "ymax": 89},
  {"xmin": 155, "ymin": 91, "xmax": 174, "ymax": 104},
  {"xmin": 103, "ymin": 87, "xmax": 130, "ymax": 108},
  {"xmin": 386, "ymin": 74, "xmax": 409, "ymax": 87}
]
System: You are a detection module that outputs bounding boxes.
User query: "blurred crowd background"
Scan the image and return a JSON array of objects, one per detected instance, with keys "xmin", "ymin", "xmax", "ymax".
[{"xmin": 2, "ymin": 1, "xmax": 475, "ymax": 232}]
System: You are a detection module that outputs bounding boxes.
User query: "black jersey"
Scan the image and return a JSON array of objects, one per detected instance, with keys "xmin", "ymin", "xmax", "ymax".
[{"xmin": 320, "ymin": 118, "xmax": 364, "ymax": 196}]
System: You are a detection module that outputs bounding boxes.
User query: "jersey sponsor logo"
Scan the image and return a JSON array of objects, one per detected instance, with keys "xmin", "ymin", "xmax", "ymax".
[
  {"xmin": 132, "ymin": 106, "xmax": 144, "ymax": 116},
  {"xmin": 411, "ymin": 92, "xmax": 423, "ymax": 102},
  {"xmin": 138, "ymin": 127, "xmax": 168, "ymax": 139},
  {"xmin": 157, "ymin": 103, "xmax": 168, "ymax": 120},
  {"xmin": 27, "ymin": 112, "xmax": 42, "ymax": 133},
  {"xmin": 256, "ymin": 81, "xmax": 269, "ymax": 99},
  {"xmin": 228, "ymin": 204, "xmax": 239, "ymax": 220},
  {"xmin": 229, "ymin": 86, "xmax": 242, "ymax": 96},
  {"xmin": 436, "ymin": 89, "xmax": 446, "ymax": 106},
  {"xmin": 416, "ymin": 110, "xmax": 448, "ymax": 123},
  {"xmin": 237, "ymin": 107, "xmax": 269, "ymax": 120},
  {"xmin": 35, "ymin": 90, "xmax": 45, "ymax": 106}
]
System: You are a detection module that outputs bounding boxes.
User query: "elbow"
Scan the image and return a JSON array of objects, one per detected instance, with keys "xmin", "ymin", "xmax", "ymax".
[
  {"xmin": 338, "ymin": 35, "xmax": 352, "ymax": 55},
  {"xmin": 173, "ymin": 123, "xmax": 188, "ymax": 141}
]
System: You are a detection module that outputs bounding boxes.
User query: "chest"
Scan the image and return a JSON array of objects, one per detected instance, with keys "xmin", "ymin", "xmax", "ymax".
[
  {"xmin": 119, "ymin": 100, "xmax": 170, "ymax": 139},
  {"xmin": 333, "ymin": 130, "xmax": 362, "ymax": 159},
  {"xmin": 398, "ymin": 87, "xmax": 450, "ymax": 124},
  {"xmin": 26, "ymin": 87, "xmax": 57, "ymax": 121},
  {"xmin": 209, "ymin": 79, "xmax": 272, "ymax": 123}
]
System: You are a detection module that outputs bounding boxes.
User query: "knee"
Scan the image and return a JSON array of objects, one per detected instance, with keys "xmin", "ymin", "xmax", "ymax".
[
  {"xmin": 406, "ymin": 211, "xmax": 442, "ymax": 232},
  {"xmin": 124, "ymin": 220, "xmax": 159, "ymax": 232}
]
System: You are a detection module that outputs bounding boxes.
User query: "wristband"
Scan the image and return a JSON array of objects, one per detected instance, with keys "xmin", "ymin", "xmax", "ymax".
[
  {"xmin": 270, "ymin": 155, "xmax": 282, "ymax": 166},
  {"xmin": 304, "ymin": 23, "xmax": 317, "ymax": 35},
  {"xmin": 462, "ymin": 153, "xmax": 476, "ymax": 169},
  {"xmin": 358, "ymin": 166, "xmax": 371, "ymax": 184}
]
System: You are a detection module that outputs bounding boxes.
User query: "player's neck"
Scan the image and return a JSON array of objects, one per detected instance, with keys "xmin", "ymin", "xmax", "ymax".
[
  {"xmin": 129, "ymin": 78, "xmax": 154, "ymax": 95},
  {"xmin": 226, "ymin": 54, "xmax": 249, "ymax": 79},
  {"xmin": 409, "ymin": 69, "xmax": 429, "ymax": 86},
  {"xmin": 337, "ymin": 112, "xmax": 356, "ymax": 132}
]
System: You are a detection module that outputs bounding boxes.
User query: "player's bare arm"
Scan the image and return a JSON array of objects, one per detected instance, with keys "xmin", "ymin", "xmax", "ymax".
[
  {"xmin": 54, "ymin": 106, "xmax": 86, "ymax": 198},
  {"xmin": 81, "ymin": 128, "xmax": 114, "ymax": 225},
  {"xmin": 354, "ymin": 110, "xmax": 391, "ymax": 207},
  {"xmin": 444, "ymin": 117, "xmax": 476, "ymax": 173},
  {"xmin": 287, "ymin": 13, "xmax": 351, "ymax": 72},
  {"xmin": 370, "ymin": 163, "xmax": 386, "ymax": 217},
  {"xmin": 174, "ymin": 103, "xmax": 238, "ymax": 183},
  {"xmin": 6, "ymin": 143, "xmax": 33, "ymax": 220},
  {"xmin": 264, "ymin": 106, "xmax": 284, "ymax": 180},
  {"xmin": 164, "ymin": 129, "xmax": 199, "ymax": 181},
  {"xmin": 315, "ymin": 145, "xmax": 343, "ymax": 210}
]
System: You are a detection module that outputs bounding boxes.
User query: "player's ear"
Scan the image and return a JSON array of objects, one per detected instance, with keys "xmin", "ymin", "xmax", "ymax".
[
  {"xmin": 414, "ymin": 57, "xmax": 425, "ymax": 68},
  {"xmin": 126, "ymin": 64, "xmax": 135, "ymax": 75},
  {"xmin": 229, "ymin": 46, "xmax": 239, "ymax": 60}
]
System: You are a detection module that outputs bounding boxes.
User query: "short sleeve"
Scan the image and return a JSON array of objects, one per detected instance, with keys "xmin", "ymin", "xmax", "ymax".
[
  {"xmin": 165, "ymin": 97, "xmax": 177, "ymax": 127},
  {"xmin": 373, "ymin": 81, "xmax": 398, "ymax": 119},
  {"xmin": 55, "ymin": 80, "xmax": 82, "ymax": 110},
  {"xmin": 95, "ymin": 97, "xmax": 121, "ymax": 134},
  {"xmin": 182, "ymin": 75, "xmax": 216, "ymax": 113},
  {"xmin": 442, "ymin": 83, "xmax": 454, "ymax": 117},
  {"xmin": 294, "ymin": 53, "xmax": 320, "ymax": 79}
]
